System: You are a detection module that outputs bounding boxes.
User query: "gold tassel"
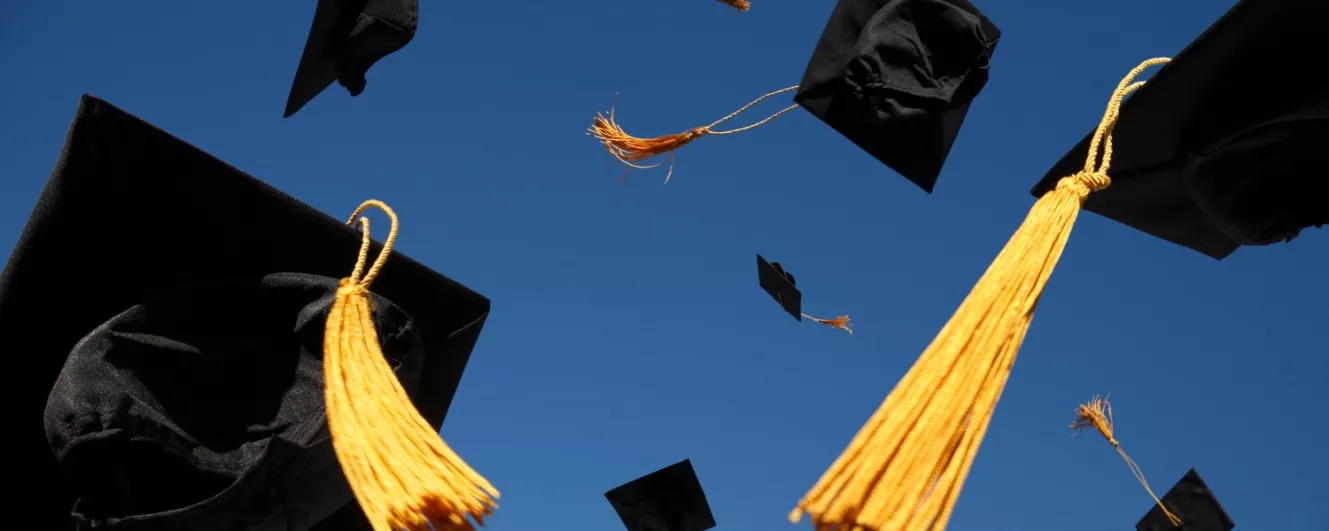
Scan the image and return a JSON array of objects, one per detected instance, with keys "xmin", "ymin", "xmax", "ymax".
[
  {"xmin": 789, "ymin": 58, "xmax": 1171, "ymax": 531},
  {"xmin": 803, "ymin": 313, "xmax": 854, "ymax": 336},
  {"xmin": 325, "ymin": 200, "xmax": 499, "ymax": 531},
  {"xmin": 717, "ymin": 0, "xmax": 751, "ymax": 11},
  {"xmin": 588, "ymin": 86, "xmax": 799, "ymax": 183},
  {"xmin": 1072, "ymin": 395, "xmax": 1182, "ymax": 527}
]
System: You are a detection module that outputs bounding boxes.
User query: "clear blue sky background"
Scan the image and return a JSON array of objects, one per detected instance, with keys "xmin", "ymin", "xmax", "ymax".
[{"xmin": 3, "ymin": 1, "xmax": 1326, "ymax": 530}]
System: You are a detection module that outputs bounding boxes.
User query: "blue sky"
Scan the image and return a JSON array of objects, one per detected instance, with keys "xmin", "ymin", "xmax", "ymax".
[{"xmin": 3, "ymin": 1, "xmax": 1326, "ymax": 530}]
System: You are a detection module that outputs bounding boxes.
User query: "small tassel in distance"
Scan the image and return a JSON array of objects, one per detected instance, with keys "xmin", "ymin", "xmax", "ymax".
[
  {"xmin": 717, "ymin": 0, "xmax": 751, "ymax": 11},
  {"xmin": 588, "ymin": 86, "xmax": 799, "ymax": 183},
  {"xmin": 1072, "ymin": 395, "xmax": 1182, "ymax": 527},
  {"xmin": 803, "ymin": 313, "xmax": 853, "ymax": 336},
  {"xmin": 325, "ymin": 200, "xmax": 499, "ymax": 531},
  {"xmin": 789, "ymin": 58, "xmax": 1171, "ymax": 531}
]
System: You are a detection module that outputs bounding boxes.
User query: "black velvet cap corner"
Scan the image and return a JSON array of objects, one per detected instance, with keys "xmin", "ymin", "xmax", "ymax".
[
  {"xmin": 4, "ymin": 95, "xmax": 489, "ymax": 530},
  {"xmin": 795, "ymin": 0, "xmax": 1002, "ymax": 193},
  {"xmin": 605, "ymin": 459, "xmax": 717, "ymax": 531},
  {"xmin": 284, "ymin": 0, "xmax": 419, "ymax": 117},
  {"xmin": 1136, "ymin": 468, "xmax": 1235, "ymax": 531},
  {"xmin": 756, "ymin": 254, "xmax": 801, "ymax": 321},
  {"xmin": 1034, "ymin": 0, "xmax": 1329, "ymax": 259}
]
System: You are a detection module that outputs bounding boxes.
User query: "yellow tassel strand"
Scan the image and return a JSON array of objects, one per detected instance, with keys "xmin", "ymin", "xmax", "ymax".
[
  {"xmin": 1072, "ymin": 395, "xmax": 1182, "ymax": 527},
  {"xmin": 790, "ymin": 58, "xmax": 1171, "ymax": 531},
  {"xmin": 588, "ymin": 86, "xmax": 799, "ymax": 183},
  {"xmin": 325, "ymin": 200, "xmax": 499, "ymax": 531}
]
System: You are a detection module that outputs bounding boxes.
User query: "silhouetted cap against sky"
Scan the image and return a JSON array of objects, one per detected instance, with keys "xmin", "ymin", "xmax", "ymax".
[
  {"xmin": 605, "ymin": 459, "xmax": 717, "ymax": 531},
  {"xmin": 1136, "ymin": 469, "xmax": 1235, "ymax": 531},
  {"xmin": 1034, "ymin": 0, "xmax": 1328, "ymax": 259},
  {"xmin": 796, "ymin": 0, "xmax": 1002, "ymax": 192},
  {"xmin": 5, "ymin": 95, "xmax": 490, "ymax": 530},
  {"xmin": 757, "ymin": 254, "xmax": 802, "ymax": 321},
  {"xmin": 285, "ymin": 0, "xmax": 419, "ymax": 117}
]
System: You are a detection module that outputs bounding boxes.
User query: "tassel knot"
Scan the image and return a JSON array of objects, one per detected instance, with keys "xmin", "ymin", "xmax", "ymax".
[{"xmin": 1057, "ymin": 171, "xmax": 1112, "ymax": 196}]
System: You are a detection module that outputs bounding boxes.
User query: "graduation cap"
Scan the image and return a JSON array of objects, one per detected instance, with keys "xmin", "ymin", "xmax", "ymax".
[
  {"xmin": 6, "ymin": 95, "xmax": 497, "ymax": 531},
  {"xmin": 587, "ymin": 0, "xmax": 1001, "ymax": 190},
  {"xmin": 1033, "ymin": 0, "xmax": 1328, "ymax": 258},
  {"xmin": 756, "ymin": 255, "xmax": 853, "ymax": 335},
  {"xmin": 285, "ymin": 0, "xmax": 418, "ymax": 118},
  {"xmin": 1138, "ymin": 469, "xmax": 1235, "ymax": 531},
  {"xmin": 796, "ymin": 0, "xmax": 1002, "ymax": 192},
  {"xmin": 604, "ymin": 459, "xmax": 716, "ymax": 531}
]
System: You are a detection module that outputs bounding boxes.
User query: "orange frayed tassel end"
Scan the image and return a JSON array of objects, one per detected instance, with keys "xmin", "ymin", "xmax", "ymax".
[
  {"xmin": 717, "ymin": 0, "xmax": 751, "ymax": 11},
  {"xmin": 1072, "ymin": 395, "xmax": 1181, "ymax": 528},
  {"xmin": 588, "ymin": 86, "xmax": 799, "ymax": 183},
  {"xmin": 803, "ymin": 313, "xmax": 853, "ymax": 336}
]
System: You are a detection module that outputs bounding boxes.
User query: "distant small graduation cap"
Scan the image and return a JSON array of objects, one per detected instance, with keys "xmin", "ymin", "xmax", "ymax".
[
  {"xmin": 757, "ymin": 254, "xmax": 801, "ymax": 321},
  {"xmin": 604, "ymin": 459, "xmax": 717, "ymax": 531},
  {"xmin": 285, "ymin": 0, "xmax": 419, "ymax": 117},
  {"xmin": 1033, "ymin": 0, "xmax": 1329, "ymax": 259},
  {"xmin": 1136, "ymin": 469, "xmax": 1235, "ymax": 531},
  {"xmin": 6, "ymin": 95, "xmax": 492, "ymax": 530},
  {"xmin": 796, "ymin": 0, "xmax": 1003, "ymax": 192}
]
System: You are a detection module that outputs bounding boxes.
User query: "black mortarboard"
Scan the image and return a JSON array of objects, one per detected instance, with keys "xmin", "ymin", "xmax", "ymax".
[
  {"xmin": 1033, "ymin": 0, "xmax": 1329, "ymax": 259},
  {"xmin": 284, "ymin": 0, "xmax": 419, "ymax": 118},
  {"xmin": 795, "ymin": 0, "xmax": 1002, "ymax": 192},
  {"xmin": 757, "ymin": 254, "xmax": 801, "ymax": 321},
  {"xmin": 1136, "ymin": 469, "xmax": 1235, "ymax": 531},
  {"xmin": 6, "ymin": 95, "xmax": 490, "ymax": 530},
  {"xmin": 604, "ymin": 459, "xmax": 717, "ymax": 531}
]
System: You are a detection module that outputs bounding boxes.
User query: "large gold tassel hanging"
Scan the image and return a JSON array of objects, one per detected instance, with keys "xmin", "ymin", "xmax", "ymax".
[
  {"xmin": 588, "ymin": 86, "xmax": 799, "ymax": 182},
  {"xmin": 325, "ymin": 200, "xmax": 500, "ymax": 531},
  {"xmin": 1072, "ymin": 395, "xmax": 1182, "ymax": 527},
  {"xmin": 789, "ymin": 58, "xmax": 1171, "ymax": 531}
]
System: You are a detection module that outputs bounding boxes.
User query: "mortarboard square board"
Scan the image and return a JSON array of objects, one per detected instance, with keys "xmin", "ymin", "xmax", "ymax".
[
  {"xmin": 1033, "ymin": 0, "xmax": 1328, "ymax": 259},
  {"xmin": 3, "ymin": 95, "xmax": 490, "ymax": 530},
  {"xmin": 1136, "ymin": 468, "xmax": 1235, "ymax": 531},
  {"xmin": 795, "ymin": 0, "xmax": 1002, "ymax": 193},
  {"xmin": 604, "ymin": 459, "xmax": 717, "ymax": 531},
  {"xmin": 285, "ymin": 0, "xmax": 418, "ymax": 117},
  {"xmin": 756, "ymin": 254, "xmax": 801, "ymax": 321}
]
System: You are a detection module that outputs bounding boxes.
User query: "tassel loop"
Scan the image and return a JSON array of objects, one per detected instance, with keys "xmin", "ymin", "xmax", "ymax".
[{"xmin": 326, "ymin": 200, "xmax": 499, "ymax": 531}]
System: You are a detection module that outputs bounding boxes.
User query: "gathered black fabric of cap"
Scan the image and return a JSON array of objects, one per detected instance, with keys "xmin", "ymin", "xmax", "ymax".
[
  {"xmin": 3, "ymin": 95, "xmax": 490, "ymax": 530},
  {"xmin": 1034, "ymin": 0, "xmax": 1328, "ymax": 259},
  {"xmin": 796, "ymin": 0, "xmax": 1003, "ymax": 193}
]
